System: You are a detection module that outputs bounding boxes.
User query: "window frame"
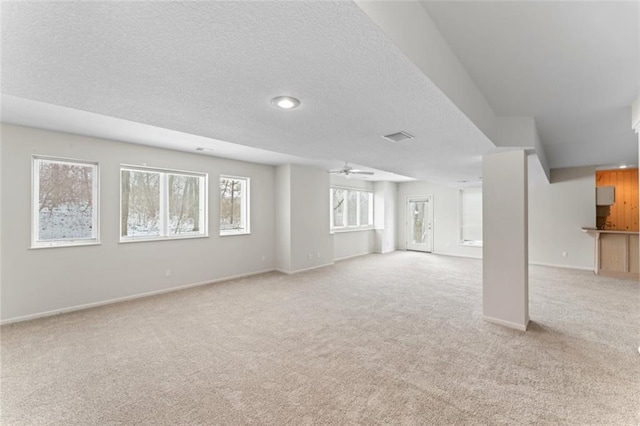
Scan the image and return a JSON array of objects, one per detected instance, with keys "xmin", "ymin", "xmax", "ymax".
[
  {"xmin": 330, "ymin": 186, "xmax": 374, "ymax": 233},
  {"xmin": 458, "ymin": 187, "xmax": 483, "ymax": 247},
  {"xmin": 31, "ymin": 155, "xmax": 100, "ymax": 249},
  {"xmin": 219, "ymin": 175, "xmax": 250, "ymax": 236},
  {"xmin": 119, "ymin": 165, "xmax": 208, "ymax": 243}
]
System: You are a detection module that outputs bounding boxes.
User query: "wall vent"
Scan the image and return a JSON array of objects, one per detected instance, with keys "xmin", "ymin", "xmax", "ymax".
[{"xmin": 382, "ymin": 131, "xmax": 414, "ymax": 143}]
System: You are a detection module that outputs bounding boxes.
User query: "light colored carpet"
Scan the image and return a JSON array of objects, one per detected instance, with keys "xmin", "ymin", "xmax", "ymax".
[{"xmin": 1, "ymin": 252, "xmax": 639, "ymax": 425}]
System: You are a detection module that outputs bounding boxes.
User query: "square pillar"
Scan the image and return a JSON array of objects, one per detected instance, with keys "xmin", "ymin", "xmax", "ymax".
[{"xmin": 482, "ymin": 150, "xmax": 529, "ymax": 331}]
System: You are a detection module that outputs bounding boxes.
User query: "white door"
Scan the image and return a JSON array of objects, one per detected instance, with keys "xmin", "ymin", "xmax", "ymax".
[{"xmin": 406, "ymin": 196, "xmax": 434, "ymax": 252}]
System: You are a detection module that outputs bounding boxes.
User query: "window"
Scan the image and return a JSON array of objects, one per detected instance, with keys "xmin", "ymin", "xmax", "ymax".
[
  {"xmin": 120, "ymin": 166, "xmax": 207, "ymax": 241},
  {"xmin": 459, "ymin": 187, "xmax": 482, "ymax": 246},
  {"xmin": 220, "ymin": 176, "xmax": 250, "ymax": 235},
  {"xmin": 330, "ymin": 187, "xmax": 373, "ymax": 231},
  {"xmin": 332, "ymin": 189, "xmax": 346, "ymax": 228},
  {"xmin": 32, "ymin": 156, "xmax": 99, "ymax": 248}
]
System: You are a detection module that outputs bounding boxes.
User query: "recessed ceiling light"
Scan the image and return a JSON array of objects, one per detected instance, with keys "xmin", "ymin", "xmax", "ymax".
[
  {"xmin": 271, "ymin": 96, "xmax": 300, "ymax": 109},
  {"xmin": 619, "ymin": 165, "xmax": 628, "ymax": 169}
]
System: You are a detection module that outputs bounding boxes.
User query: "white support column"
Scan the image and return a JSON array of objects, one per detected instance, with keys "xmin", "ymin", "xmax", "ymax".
[{"xmin": 482, "ymin": 150, "xmax": 529, "ymax": 331}]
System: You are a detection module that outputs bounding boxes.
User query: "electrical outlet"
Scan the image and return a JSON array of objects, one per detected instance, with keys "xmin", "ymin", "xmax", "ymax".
[
  {"xmin": 165, "ymin": 269, "xmax": 172, "ymax": 277},
  {"xmin": 308, "ymin": 253, "xmax": 312, "ymax": 259},
  {"xmin": 562, "ymin": 252, "xmax": 568, "ymax": 257}
]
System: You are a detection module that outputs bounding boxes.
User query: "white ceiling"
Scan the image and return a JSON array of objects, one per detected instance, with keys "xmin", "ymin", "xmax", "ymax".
[
  {"xmin": 421, "ymin": 0, "xmax": 639, "ymax": 169},
  {"xmin": 1, "ymin": 95, "xmax": 414, "ymax": 183},
  {"xmin": 1, "ymin": 1, "xmax": 637, "ymax": 185}
]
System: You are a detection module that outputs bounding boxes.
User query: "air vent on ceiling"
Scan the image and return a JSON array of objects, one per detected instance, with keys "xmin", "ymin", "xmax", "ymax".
[{"xmin": 382, "ymin": 131, "xmax": 414, "ymax": 143}]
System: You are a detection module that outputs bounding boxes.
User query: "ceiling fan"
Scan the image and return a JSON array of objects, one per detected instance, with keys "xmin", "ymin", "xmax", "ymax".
[{"xmin": 329, "ymin": 162, "xmax": 374, "ymax": 177}]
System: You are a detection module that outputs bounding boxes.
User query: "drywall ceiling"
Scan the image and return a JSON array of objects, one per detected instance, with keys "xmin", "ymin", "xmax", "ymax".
[
  {"xmin": 1, "ymin": 1, "xmax": 495, "ymax": 186},
  {"xmin": 421, "ymin": 0, "xmax": 639, "ymax": 169},
  {"xmin": 1, "ymin": 95, "xmax": 412, "ymax": 182}
]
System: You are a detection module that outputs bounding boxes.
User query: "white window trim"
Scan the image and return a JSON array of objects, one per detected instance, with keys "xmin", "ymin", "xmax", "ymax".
[
  {"xmin": 458, "ymin": 187, "xmax": 483, "ymax": 248},
  {"xmin": 330, "ymin": 186, "xmax": 374, "ymax": 233},
  {"xmin": 119, "ymin": 165, "xmax": 208, "ymax": 243},
  {"xmin": 31, "ymin": 156, "xmax": 100, "ymax": 249},
  {"xmin": 219, "ymin": 175, "xmax": 250, "ymax": 236}
]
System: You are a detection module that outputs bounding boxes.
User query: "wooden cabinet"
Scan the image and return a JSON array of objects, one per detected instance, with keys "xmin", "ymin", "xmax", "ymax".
[{"xmin": 583, "ymin": 228, "xmax": 639, "ymax": 279}]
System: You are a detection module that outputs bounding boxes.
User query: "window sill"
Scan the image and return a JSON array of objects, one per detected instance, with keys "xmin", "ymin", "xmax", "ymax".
[
  {"xmin": 331, "ymin": 227, "xmax": 374, "ymax": 235},
  {"xmin": 119, "ymin": 234, "xmax": 209, "ymax": 244},
  {"xmin": 459, "ymin": 241, "xmax": 483, "ymax": 248},
  {"xmin": 219, "ymin": 231, "xmax": 251, "ymax": 237},
  {"xmin": 30, "ymin": 241, "xmax": 101, "ymax": 250}
]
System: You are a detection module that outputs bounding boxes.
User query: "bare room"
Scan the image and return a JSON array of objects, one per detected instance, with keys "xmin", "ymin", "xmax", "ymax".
[{"xmin": 1, "ymin": 1, "xmax": 639, "ymax": 424}]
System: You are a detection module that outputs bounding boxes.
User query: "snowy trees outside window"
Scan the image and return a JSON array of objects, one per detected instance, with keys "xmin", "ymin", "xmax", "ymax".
[
  {"xmin": 32, "ymin": 157, "xmax": 99, "ymax": 248},
  {"xmin": 330, "ymin": 188, "xmax": 373, "ymax": 231},
  {"xmin": 332, "ymin": 189, "xmax": 346, "ymax": 228},
  {"xmin": 219, "ymin": 176, "xmax": 249, "ymax": 235},
  {"xmin": 168, "ymin": 174, "xmax": 202, "ymax": 235},
  {"xmin": 120, "ymin": 167, "xmax": 207, "ymax": 241}
]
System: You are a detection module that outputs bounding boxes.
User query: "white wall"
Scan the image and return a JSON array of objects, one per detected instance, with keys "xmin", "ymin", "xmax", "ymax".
[
  {"xmin": 0, "ymin": 121, "xmax": 3, "ymax": 321},
  {"xmin": 333, "ymin": 230, "xmax": 375, "ymax": 261},
  {"xmin": 397, "ymin": 180, "xmax": 483, "ymax": 258},
  {"xmin": 529, "ymin": 166, "xmax": 595, "ymax": 269},
  {"xmin": 275, "ymin": 164, "xmax": 334, "ymax": 273},
  {"xmin": 289, "ymin": 165, "xmax": 334, "ymax": 272},
  {"xmin": 374, "ymin": 181, "xmax": 397, "ymax": 254},
  {"xmin": 331, "ymin": 175, "xmax": 376, "ymax": 260},
  {"xmin": 275, "ymin": 164, "xmax": 292, "ymax": 271},
  {"xmin": 1, "ymin": 124, "xmax": 276, "ymax": 321},
  {"xmin": 397, "ymin": 166, "xmax": 596, "ymax": 270}
]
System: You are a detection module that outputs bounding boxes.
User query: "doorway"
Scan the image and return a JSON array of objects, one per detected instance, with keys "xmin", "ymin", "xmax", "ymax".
[{"xmin": 406, "ymin": 196, "xmax": 434, "ymax": 252}]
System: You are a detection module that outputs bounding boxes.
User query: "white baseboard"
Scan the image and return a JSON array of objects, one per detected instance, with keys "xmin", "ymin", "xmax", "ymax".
[
  {"xmin": 275, "ymin": 262, "xmax": 334, "ymax": 275},
  {"xmin": 0, "ymin": 268, "xmax": 275, "ymax": 325},
  {"xmin": 528, "ymin": 261, "xmax": 593, "ymax": 272},
  {"xmin": 334, "ymin": 251, "xmax": 373, "ymax": 262},
  {"xmin": 375, "ymin": 248, "xmax": 396, "ymax": 254},
  {"xmin": 483, "ymin": 315, "xmax": 528, "ymax": 331},
  {"xmin": 434, "ymin": 253, "xmax": 592, "ymax": 272},
  {"xmin": 433, "ymin": 251, "xmax": 482, "ymax": 260}
]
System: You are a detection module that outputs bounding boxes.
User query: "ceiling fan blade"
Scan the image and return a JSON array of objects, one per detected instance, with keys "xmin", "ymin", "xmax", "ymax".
[
  {"xmin": 328, "ymin": 170, "xmax": 344, "ymax": 174},
  {"xmin": 350, "ymin": 170, "xmax": 374, "ymax": 175}
]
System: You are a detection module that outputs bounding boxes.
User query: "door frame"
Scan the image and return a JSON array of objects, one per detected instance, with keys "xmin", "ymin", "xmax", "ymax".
[{"xmin": 406, "ymin": 195, "xmax": 434, "ymax": 252}]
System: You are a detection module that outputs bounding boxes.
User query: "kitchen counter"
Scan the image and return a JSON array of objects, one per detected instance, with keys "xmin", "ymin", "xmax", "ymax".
[{"xmin": 582, "ymin": 228, "xmax": 639, "ymax": 279}]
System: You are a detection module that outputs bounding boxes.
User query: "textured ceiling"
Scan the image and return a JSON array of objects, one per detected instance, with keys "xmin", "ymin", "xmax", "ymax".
[
  {"xmin": 2, "ymin": 95, "xmax": 414, "ymax": 182},
  {"xmin": 421, "ymin": 1, "xmax": 639, "ymax": 169},
  {"xmin": 1, "ymin": 1, "xmax": 495, "ymax": 185},
  {"xmin": 3, "ymin": 1, "xmax": 636, "ymax": 181}
]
